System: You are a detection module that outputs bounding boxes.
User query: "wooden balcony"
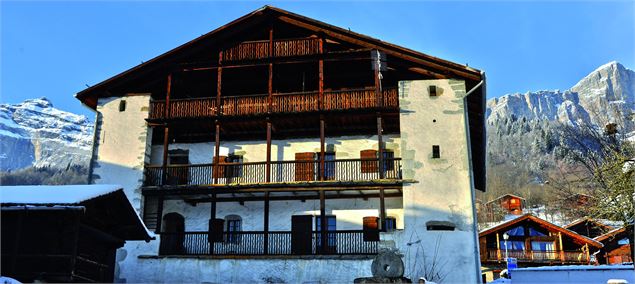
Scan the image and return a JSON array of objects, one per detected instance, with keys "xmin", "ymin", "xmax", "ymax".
[
  {"xmin": 159, "ymin": 230, "xmax": 378, "ymax": 256},
  {"xmin": 143, "ymin": 158, "xmax": 402, "ymax": 187},
  {"xmin": 222, "ymin": 38, "xmax": 321, "ymax": 62},
  {"xmin": 484, "ymin": 249, "xmax": 590, "ymax": 264},
  {"xmin": 148, "ymin": 87, "xmax": 398, "ymax": 120}
]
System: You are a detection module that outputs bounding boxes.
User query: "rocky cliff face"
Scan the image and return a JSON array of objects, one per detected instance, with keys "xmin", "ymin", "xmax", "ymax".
[
  {"xmin": 0, "ymin": 98, "xmax": 93, "ymax": 171},
  {"xmin": 486, "ymin": 61, "xmax": 635, "ymax": 176}
]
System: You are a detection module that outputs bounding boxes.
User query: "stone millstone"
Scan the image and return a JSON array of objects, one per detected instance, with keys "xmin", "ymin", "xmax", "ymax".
[{"xmin": 371, "ymin": 251, "xmax": 405, "ymax": 278}]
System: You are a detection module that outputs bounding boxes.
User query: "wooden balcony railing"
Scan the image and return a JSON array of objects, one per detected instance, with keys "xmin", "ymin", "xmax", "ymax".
[
  {"xmin": 158, "ymin": 230, "xmax": 378, "ymax": 256},
  {"xmin": 485, "ymin": 249, "xmax": 590, "ymax": 263},
  {"xmin": 143, "ymin": 158, "xmax": 402, "ymax": 187},
  {"xmin": 148, "ymin": 87, "xmax": 398, "ymax": 120},
  {"xmin": 222, "ymin": 38, "xmax": 321, "ymax": 62}
]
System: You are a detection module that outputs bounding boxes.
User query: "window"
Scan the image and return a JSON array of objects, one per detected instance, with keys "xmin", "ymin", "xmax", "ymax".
[
  {"xmin": 316, "ymin": 215, "xmax": 337, "ymax": 252},
  {"xmin": 499, "ymin": 240, "xmax": 525, "ymax": 251},
  {"xmin": 360, "ymin": 149, "xmax": 378, "ymax": 173},
  {"xmin": 119, "ymin": 100, "xmax": 126, "ymax": 112},
  {"xmin": 432, "ymin": 145, "xmax": 440, "ymax": 159},
  {"xmin": 382, "ymin": 150, "xmax": 395, "ymax": 171},
  {"xmin": 161, "ymin": 213, "xmax": 185, "ymax": 254},
  {"xmin": 225, "ymin": 215, "xmax": 242, "ymax": 243},
  {"xmin": 429, "ymin": 85, "xmax": 437, "ymax": 97},
  {"xmin": 529, "ymin": 227, "xmax": 546, "ymax": 236},
  {"xmin": 324, "ymin": 152, "xmax": 336, "ymax": 180},
  {"xmin": 385, "ymin": 217, "xmax": 397, "ymax": 231},
  {"xmin": 167, "ymin": 150, "xmax": 189, "ymax": 185},
  {"xmin": 226, "ymin": 154, "xmax": 243, "ymax": 178},
  {"xmin": 505, "ymin": 226, "xmax": 525, "ymax": 236}
]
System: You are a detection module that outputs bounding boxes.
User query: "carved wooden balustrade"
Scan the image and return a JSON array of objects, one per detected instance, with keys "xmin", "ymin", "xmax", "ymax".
[
  {"xmin": 143, "ymin": 158, "xmax": 402, "ymax": 187},
  {"xmin": 148, "ymin": 87, "xmax": 398, "ymax": 120},
  {"xmin": 485, "ymin": 249, "xmax": 590, "ymax": 263},
  {"xmin": 222, "ymin": 38, "xmax": 321, "ymax": 62},
  {"xmin": 158, "ymin": 230, "xmax": 378, "ymax": 256}
]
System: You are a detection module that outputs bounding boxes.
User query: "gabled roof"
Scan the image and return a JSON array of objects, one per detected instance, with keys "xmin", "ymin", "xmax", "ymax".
[
  {"xmin": 75, "ymin": 5, "xmax": 482, "ymax": 109},
  {"xmin": 1, "ymin": 185, "xmax": 153, "ymax": 241},
  {"xmin": 479, "ymin": 214, "xmax": 603, "ymax": 248},
  {"xmin": 564, "ymin": 216, "xmax": 613, "ymax": 231},
  {"xmin": 594, "ymin": 226, "xmax": 629, "ymax": 243},
  {"xmin": 485, "ymin": 193, "xmax": 525, "ymax": 205}
]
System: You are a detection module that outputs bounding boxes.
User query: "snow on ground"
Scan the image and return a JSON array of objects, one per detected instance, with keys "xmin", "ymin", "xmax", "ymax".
[{"xmin": 0, "ymin": 184, "xmax": 123, "ymax": 204}]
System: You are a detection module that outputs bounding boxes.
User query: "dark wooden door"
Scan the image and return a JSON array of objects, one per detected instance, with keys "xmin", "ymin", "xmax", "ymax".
[
  {"xmin": 291, "ymin": 215, "xmax": 313, "ymax": 254},
  {"xmin": 295, "ymin": 152, "xmax": 315, "ymax": 181},
  {"xmin": 168, "ymin": 151, "xmax": 189, "ymax": 185},
  {"xmin": 363, "ymin": 216, "xmax": 380, "ymax": 241}
]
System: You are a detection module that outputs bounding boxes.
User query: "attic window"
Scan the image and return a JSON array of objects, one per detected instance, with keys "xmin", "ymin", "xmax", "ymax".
[
  {"xmin": 426, "ymin": 221, "xmax": 455, "ymax": 231},
  {"xmin": 429, "ymin": 85, "xmax": 437, "ymax": 97},
  {"xmin": 432, "ymin": 145, "xmax": 440, "ymax": 159},
  {"xmin": 119, "ymin": 100, "xmax": 127, "ymax": 112}
]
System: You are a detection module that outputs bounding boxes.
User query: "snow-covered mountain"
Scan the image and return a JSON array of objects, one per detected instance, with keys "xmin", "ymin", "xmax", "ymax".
[
  {"xmin": 487, "ymin": 61, "xmax": 635, "ymax": 130},
  {"xmin": 486, "ymin": 61, "xmax": 635, "ymax": 175},
  {"xmin": 0, "ymin": 98, "xmax": 93, "ymax": 171}
]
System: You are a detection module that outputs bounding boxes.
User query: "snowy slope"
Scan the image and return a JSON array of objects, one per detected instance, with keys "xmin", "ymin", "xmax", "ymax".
[{"xmin": 0, "ymin": 98, "xmax": 93, "ymax": 171}]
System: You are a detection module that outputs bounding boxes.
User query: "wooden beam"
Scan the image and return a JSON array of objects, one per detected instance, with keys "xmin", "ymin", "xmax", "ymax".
[
  {"xmin": 319, "ymin": 190, "xmax": 327, "ymax": 254},
  {"xmin": 161, "ymin": 126, "xmax": 169, "ymax": 185},
  {"xmin": 214, "ymin": 121, "xmax": 221, "ymax": 184},
  {"xmin": 319, "ymin": 116, "xmax": 325, "ymax": 181},
  {"xmin": 216, "ymin": 51, "xmax": 222, "ymax": 114},
  {"xmin": 377, "ymin": 115, "xmax": 384, "ymax": 179},
  {"xmin": 276, "ymin": 16, "xmax": 481, "ymax": 81},
  {"xmin": 266, "ymin": 120, "xmax": 272, "ymax": 182},
  {"xmin": 155, "ymin": 196, "xmax": 164, "ymax": 234},
  {"xmin": 264, "ymin": 191, "xmax": 270, "ymax": 255},
  {"xmin": 379, "ymin": 188, "xmax": 386, "ymax": 231},
  {"xmin": 184, "ymin": 192, "xmax": 403, "ymax": 204}
]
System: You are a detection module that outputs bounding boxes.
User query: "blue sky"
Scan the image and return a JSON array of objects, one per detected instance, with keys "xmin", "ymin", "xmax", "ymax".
[{"xmin": 2, "ymin": 1, "xmax": 634, "ymax": 119}]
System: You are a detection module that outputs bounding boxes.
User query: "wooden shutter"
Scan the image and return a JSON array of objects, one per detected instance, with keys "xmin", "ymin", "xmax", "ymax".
[
  {"xmin": 208, "ymin": 218, "xmax": 225, "ymax": 243},
  {"xmin": 212, "ymin": 156, "xmax": 227, "ymax": 178},
  {"xmin": 363, "ymin": 216, "xmax": 380, "ymax": 241},
  {"xmin": 360, "ymin": 150, "xmax": 378, "ymax": 173},
  {"xmin": 295, "ymin": 152, "xmax": 315, "ymax": 181}
]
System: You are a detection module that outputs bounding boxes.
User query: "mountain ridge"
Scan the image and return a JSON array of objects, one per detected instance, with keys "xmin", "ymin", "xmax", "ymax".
[{"xmin": 0, "ymin": 97, "xmax": 93, "ymax": 171}]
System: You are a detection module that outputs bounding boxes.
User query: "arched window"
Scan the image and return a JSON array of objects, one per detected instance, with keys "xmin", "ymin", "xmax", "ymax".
[
  {"xmin": 225, "ymin": 215, "xmax": 242, "ymax": 243},
  {"xmin": 161, "ymin": 213, "xmax": 185, "ymax": 254}
]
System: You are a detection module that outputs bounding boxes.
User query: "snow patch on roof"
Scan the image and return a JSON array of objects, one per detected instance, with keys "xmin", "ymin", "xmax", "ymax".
[{"xmin": 0, "ymin": 184, "xmax": 123, "ymax": 205}]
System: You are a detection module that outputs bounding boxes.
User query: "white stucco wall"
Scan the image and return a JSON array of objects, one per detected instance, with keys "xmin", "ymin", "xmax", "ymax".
[
  {"xmin": 92, "ymin": 94, "xmax": 152, "ymax": 211},
  {"xmin": 397, "ymin": 79, "xmax": 481, "ymax": 283}
]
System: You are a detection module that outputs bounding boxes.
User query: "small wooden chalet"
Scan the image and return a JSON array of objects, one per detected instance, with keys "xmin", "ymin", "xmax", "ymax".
[
  {"xmin": 481, "ymin": 194, "xmax": 526, "ymax": 223},
  {"xmin": 0, "ymin": 185, "xmax": 152, "ymax": 283},
  {"xmin": 564, "ymin": 217, "xmax": 614, "ymax": 239},
  {"xmin": 593, "ymin": 225, "xmax": 633, "ymax": 265},
  {"xmin": 479, "ymin": 214, "xmax": 603, "ymax": 266}
]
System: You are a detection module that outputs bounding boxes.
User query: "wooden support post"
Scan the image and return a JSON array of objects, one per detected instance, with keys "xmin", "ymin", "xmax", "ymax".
[
  {"xmin": 585, "ymin": 244, "xmax": 590, "ymax": 264},
  {"xmin": 214, "ymin": 121, "xmax": 221, "ymax": 184},
  {"xmin": 264, "ymin": 191, "xmax": 270, "ymax": 255},
  {"xmin": 155, "ymin": 196, "xmax": 164, "ymax": 234},
  {"xmin": 374, "ymin": 52, "xmax": 382, "ymax": 108},
  {"xmin": 166, "ymin": 74, "xmax": 172, "ymax": 118},
  {"xmin": 558, "ymin": 232, "xmax": 565, "ymax": 263},
  {"xmin": 10, "ymin": 212, "xmax": 23, "ymax": 273},
  {"xmin": 496, "ymin": 233, "xmax": 501, "ymax": 262},
  {"xmin": 217, "ymin": 51, "xmax": 222, "ymax": 115},
  {"xmin": 319, "ymin": 190, "xmax": 327, "ymax": 254},
  {"xmin": 318, "ymin": 37, "xmax": 324, "ymax": 110},
  {"xmin": 69, "ymin": 211, "xmax": 81, "ymax": 278},
  {"xmin": 268, "ymin": 24, "xmax": 274, "ymax": 112},
  {"xmin": 161, "ymin": 126, "xmax": 169, "ymax": 185},
  {"xmin": 377, "ymin": 115, "xmax": 384, "ymax": 179},
  {"xmin": 379, "ymin": 188, "xmax": 386, "ymax": 231},
  {"xmin": 266, "ymin": 120, "xmax": 272, "ymax": 183},
  {"xmin": 320, "ymin": 116, "xmax": 325, "ymax": 181},
  {"xmin": 210, "ymin": 193, "xmax": 216, "ymax": 255}
]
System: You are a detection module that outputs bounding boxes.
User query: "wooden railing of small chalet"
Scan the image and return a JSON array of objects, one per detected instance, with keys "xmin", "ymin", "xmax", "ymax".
[
  {"xmin": 159, "ymin": 230, "xmax": 378, "ymax": 256},
  {"xmin": 143, "ymin": 158, "xmax": 401, "ymax": 187},
  {"xmin": 485, "ymin": 249, "xmax": 590, "ymax": 263},
  {"xmin": 222, "ymin": 38, "xmax": 321, "ymax": 62},
  {"xmin": 148, "ymin": 87, "xmax": 398, "ymax": 120}
]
